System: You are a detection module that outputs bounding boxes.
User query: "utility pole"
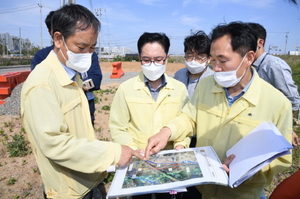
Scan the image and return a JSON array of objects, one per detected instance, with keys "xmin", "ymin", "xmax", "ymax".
[
  {"xmin": 285, "ymin": 32, "xmax": 289, "ymax": 55},
  {"xmin": 19, "ymin": 27, "xmax": 22, "ymax": 56},
  {"xmin": 106, "ymin": 33, "xmax": 112, "ymax": 61},
  {"xmin": 95, "ymin": 8, "xmax": 104, "ymax": 59},
  {"xmin": 5, "ymin": 38, "xmax": 7, "ymax": 56},
  {"xmin": 1, "ymin": 39, "xmax": 3, "ymax": 57},
  {"xmin": 38, "ymin": 2, "xmax": 43, "ymax": 48}
]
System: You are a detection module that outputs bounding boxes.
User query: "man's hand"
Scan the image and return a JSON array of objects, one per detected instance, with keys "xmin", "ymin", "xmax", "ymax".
[
  {"xmin": 292, "ymin": 131, "xmax": 299, "ymax": 147},
  {"xmin": 174, "ymin": 145, "xmax": 185, "ymax": 150},
  {"xmin": 135, "ymin": 148, "xmax": 145, "ymax": 155},
  {"xmin": 117, "ymin": 145, "xmax": 145, "ymax": 167},
  {"xmin": 222, "ymin": 154, "xmax": 236, "ymax": 173},
  {"xmin": 144, "ymin": 127, "xmax": 171, "ymax": 160},
  {"xmin": 82, "ymin": 85, "xmax": 89, "ymax": 92}
]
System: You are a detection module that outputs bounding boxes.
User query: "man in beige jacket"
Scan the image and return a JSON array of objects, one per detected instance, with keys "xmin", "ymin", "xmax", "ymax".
[{"xmin": 21, "ymin": 4, "xmax": 143, "ymax": 199}]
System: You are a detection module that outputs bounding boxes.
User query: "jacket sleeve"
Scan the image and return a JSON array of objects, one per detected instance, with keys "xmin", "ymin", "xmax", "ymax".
[
  {"xmin": 167, "ymin": 88, "xmax": 198, "ymax": 142},
  {"xmin": 172, "ymin": 87, "xmax": 192, "ymax": 148},
  {"xmin": 268, "ymin": 58, "xmax": 300, "ymax": 111},
  {"xmin": 109, "ymin": 85, "xmax": 139, "ymax": 150},
  {"xmin": 22, "ymin": 85, "xmax": 121, "ymax": 173}
]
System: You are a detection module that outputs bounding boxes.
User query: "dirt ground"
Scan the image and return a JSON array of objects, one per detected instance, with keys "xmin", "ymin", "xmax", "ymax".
[{"xmin": 0, "ymin": 62, "xmax": 185, "ymax": 199}]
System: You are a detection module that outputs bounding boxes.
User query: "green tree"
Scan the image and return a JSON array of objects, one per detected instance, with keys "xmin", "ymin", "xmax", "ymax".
[{"xmin": 0, "ymin": 43, "xmax": 8, "ymax": 57}]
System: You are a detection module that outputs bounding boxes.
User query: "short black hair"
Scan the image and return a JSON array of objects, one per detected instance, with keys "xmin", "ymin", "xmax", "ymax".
[
  {"xmin": 137, "ymin": 32, "xmax": 170, "ymax": 54},
  {"xmin": 210, "ymin": 21, "xmax": 257, "ymax": 57},
  {"xmin": 45, "ymin": 11, "xmax": 55, "ymax": 32},
  {"xmin": 52, "ymin": 4, "xmax": 100, "ymax": 39},
  {"xmin": 247, "ymin": 22, "xmax": 267, "ymax": 45},
  {"xmin": 184, "ymin": 30, "xmax": 210, "ymax": 56}
]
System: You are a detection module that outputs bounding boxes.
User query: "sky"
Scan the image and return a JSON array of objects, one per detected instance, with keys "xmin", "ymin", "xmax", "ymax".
[{"xmin": 0, "ymin": 0, "xmax": 299, "ymax": 55}]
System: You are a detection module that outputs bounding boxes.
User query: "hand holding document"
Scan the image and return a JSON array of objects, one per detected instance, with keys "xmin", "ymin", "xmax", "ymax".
[{"xmin": 226, "ymin": 121, "xmax": 293, "ymax": 187}]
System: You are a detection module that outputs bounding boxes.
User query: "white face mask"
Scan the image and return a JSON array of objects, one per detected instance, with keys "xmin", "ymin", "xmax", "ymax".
[
  {"xmin": 214, "ymin": 54, "xmax": 247, "ymax": 88},
  {"xmin": 60, "ymin": 37, "xmax": 92, "ymax": 73},
  {"xmin": 142, "ymin": 63, "xmax": 166, "ymax": 81},
  {"xmin": 185, "ymin": 60, "xmax": 207, "ymax": 74}
]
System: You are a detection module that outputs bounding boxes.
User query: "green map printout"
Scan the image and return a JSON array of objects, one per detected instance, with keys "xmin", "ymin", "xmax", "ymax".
[
  {"xmin": 123, "ymin": 151, "xmax": 203, "ymax": 188},
  {"xmin": 108, "ymin": 146, "xmax": 229, "ymax": 198}
]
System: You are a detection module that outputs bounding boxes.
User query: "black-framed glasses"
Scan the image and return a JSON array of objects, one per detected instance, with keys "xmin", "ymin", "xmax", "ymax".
[{"xmin": 140, "ymin": 58, "xmax": 167, "ymax": 66}]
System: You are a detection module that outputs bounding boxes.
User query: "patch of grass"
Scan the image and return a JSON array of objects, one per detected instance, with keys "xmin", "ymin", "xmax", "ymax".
[
  {"xmin": 103, "ymin": 172, "xmax": 115, "ymax": 184},
  {"xmin": 94, "ymin": 96, "xmax": 99, "ymax": 104},
  {"xmin": 95, "ymin": 127, "xmax": 102, "ymax": 133},
  {"xmin": 4, "ymin": 135, "xmax": 8, "ymax": 140},
  {"xmin": 7, "ymin": 177, "xmax": 17, "ymax": 185},
  {"xmin": 0, "ymin": 176, "xmax": 7, "ymax": 181},
  {"xmin": 0, "ymin": 128, "xmax": 5, "ymax": 136},
  {"xmin": 4, "ymin": 122, "xmax": 11, "ymax": 127},
  {"xmin": 101, "ymin": 105, "xmax": 110, "ymax": 111},
  {"xmin": 7, "ymin": 133, "xmax": 31, "ymax": 157},
  {"xmin": 21, "ymin": 127, "xmax": 26, "ymax": 134},
  {"xmin": 22, "ymin": 160, "xmax": 27, "ymax": 166},
  {"xmin": 26, "ymin": 182, "xmax": 33, "ymax": 190},
  {"xmin": 100, "ymin": 137, "xmax": 109, "ymax": 141}
]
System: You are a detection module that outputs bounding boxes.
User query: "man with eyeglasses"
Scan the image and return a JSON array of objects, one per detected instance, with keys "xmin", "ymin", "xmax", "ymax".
[
  {"xmin": 109, "ymin": 32, "xmax": 190, "ymax": 199},
  {"xmin": 174, "ymin": 30, "xmax": 214, "ymax": 98}
]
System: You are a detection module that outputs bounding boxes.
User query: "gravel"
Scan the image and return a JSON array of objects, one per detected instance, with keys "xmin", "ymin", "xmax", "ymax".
[
  {"xmin": 0, "ymin": 83, "xmax": 23, "ymax": 116},
  {"xmin": 0, "ymin": 72, "xmax": 139, "ymax": 116}
]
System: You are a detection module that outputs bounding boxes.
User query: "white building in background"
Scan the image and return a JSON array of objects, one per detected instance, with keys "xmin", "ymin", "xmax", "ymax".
[
  {"xmin": 100, "ymin": 46, "xmax": 132, "ymax": 57},
  {"xmin": 0, "ymin": 33, "xmax": 13, "ymax": 51},
  {"xmin": 119, "ymin": 46, "xmax": 132, "ymax": 56},
  {"xmin": 103, "ymin": 46, "xmax": 110, "ymax": 54},
  {"xmin": 288, "ymin": 51, "xmax": 300, "ymax": 55},
  {"xmin": 111, "ymin": 47, "xmax": 119, "ymax": 54},
  {"xmin": 0, "ymin": 32, "xmax": 33, "ymax": 53}
]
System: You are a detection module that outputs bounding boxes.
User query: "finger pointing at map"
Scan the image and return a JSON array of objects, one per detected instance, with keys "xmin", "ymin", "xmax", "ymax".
[
  {"xmin": 118, "ymin": 145, "xmax": 146, "ymax": 167},
  {"xmin": 145, "ymin": 127, "xmax": 172, "ymax": 159}
]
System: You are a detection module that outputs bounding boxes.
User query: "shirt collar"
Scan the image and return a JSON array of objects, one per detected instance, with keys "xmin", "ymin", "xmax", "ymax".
[
  {"xmin": 50, "ymin": 51, "xmax": 77, "ymax": 86},
  {"xmin": 253, "ymin": 52, "xmax": 268, "ymax": 70},
  {"xmin": 52, "ymin": 50, "xmax": 77, "ymax": 80},
  {"xmin": 223, "ymin": 68, "xmax": 255, "ymax": 93},
  {"xmin": 61, "ymin": 61, "xmax": 77, "ymax": 80},
  {"xmin": 145, "ymin": 75, "xmax": 167, "ymax": 91}
]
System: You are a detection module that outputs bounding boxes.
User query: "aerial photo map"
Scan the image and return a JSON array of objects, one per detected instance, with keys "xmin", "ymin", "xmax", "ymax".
[{"xmin": 122, "ymin": 150, "xmax": 203, "ymax": 189}]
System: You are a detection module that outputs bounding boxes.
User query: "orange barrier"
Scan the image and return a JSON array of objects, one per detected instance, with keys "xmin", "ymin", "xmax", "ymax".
[
  {"xmin": 0, "ymin": 70, "xmax": 31, "ymax": 105},
  {"xmin": 110, "ymin": 62, "xmax": 124, "ymax": 79}
]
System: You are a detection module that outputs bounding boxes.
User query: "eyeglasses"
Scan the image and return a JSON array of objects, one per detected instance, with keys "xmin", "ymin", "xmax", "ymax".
[
  {"xmin": 185, "ymin": 55, "xmax": 207, "ymax": 63},
  {"xmin": 140, "ymin": 58, "xmax": 167, "ymax": 66}
]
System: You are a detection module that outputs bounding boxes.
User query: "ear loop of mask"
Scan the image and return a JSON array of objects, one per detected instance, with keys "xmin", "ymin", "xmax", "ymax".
[{"xmin": 60, "ymin": 36, "xmax": 68, "ymax": 62}]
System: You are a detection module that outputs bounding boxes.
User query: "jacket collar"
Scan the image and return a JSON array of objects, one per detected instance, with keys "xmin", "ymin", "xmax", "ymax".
[{"xmin": 47, "ymin": 51, "xmax": 77, "ymax": 87}]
